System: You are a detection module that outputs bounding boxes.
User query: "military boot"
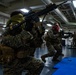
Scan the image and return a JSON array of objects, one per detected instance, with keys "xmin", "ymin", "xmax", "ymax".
[{"xmin": 41, "ymin": 56, "xmax": 46, "ymax": 62}]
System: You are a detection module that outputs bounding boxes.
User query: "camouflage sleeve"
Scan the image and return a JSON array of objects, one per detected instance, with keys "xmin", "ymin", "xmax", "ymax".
[
  {"xmin": 47, "ymin": 30, "xmax": 54, "ymax": 38},
  {"xmin": 1, "ymin": 30, "xmax": 33, "ymax": 48}
]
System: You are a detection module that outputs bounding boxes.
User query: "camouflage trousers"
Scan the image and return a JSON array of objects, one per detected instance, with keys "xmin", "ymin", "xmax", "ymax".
[
  {"xmin": 46, "ymin": 40, "xmax": 62, "ymax": 57},
  {"xmin": 41, "ymin": 40, "xmax": 62, "ymax": 61},
  {"xmin": 41, "ymin": 41, "xmax": 55, "ymax": 62},
  {"xmin": 52, "ymin": 43, "xmax": 62, "ymax": 59},
  {"xmin": 46, "ymin": 41, "xmax": 55, "ymax": 56},
  {"xmin": 3, "ymin": 57, "xmax": 44, "ymax": 75},
  {"xmin": 53, "ymin": 43, "xmax": 62, "ymax": 54}
]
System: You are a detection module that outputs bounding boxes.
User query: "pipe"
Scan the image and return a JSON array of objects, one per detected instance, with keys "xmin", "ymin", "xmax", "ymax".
[
  {"xmin": 41, "ymin": 0, "xmax": 76, "ymax": 26},
  {"xmin": 0, "ymin": 11, "xmax": 10, "ymax": 18},
  {"xmin": 41, "ymin": 0, "xmax": 69, "ymax": 24}
]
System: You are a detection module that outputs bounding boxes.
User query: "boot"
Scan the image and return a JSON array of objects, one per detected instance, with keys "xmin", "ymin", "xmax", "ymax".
[
  {"xmin": 52, "ymin": 58, "xmax": 60, "ymax": 62},
  {"xmin": 41, "ymin": 56, "xmax": 46, "ymax": 62}
]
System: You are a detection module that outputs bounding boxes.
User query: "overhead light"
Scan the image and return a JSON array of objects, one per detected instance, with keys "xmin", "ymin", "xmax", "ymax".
[
  {"xmin": 47, "ymin": 24, "xmax": 52, "ymax": 27},
  {"xmin": 3, "ymin": 25, "xmax": 6, "ymax": 27},
  {"xmin": 39, "ymin": 17, "xmax": 46, "ymax": 22},
  {"xmin": 40, "ymin": 18, "xmax": 42, "ymax": 22},
  {"xmin": 2, "ymin": 28, "xmax": 5, "ymax": 30},
  {"xmin": 60, "ymin": 28, "xmax": 62, "ymax": 31},
  {"xmin": 73, "ymin": 0, "xmax": 76, "ymax": 8},
  {"xmin": 20, "ymin": 8, "xmax": 29, "ymax": 13},
  {"xmin": 45, "ymin": 29, "xmax": 49, "ymax": 32}
]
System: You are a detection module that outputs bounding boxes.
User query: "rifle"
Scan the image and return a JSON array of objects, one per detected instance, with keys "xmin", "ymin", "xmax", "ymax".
[{"xmin": 7, "ymin": 0, "xmax": 68, "ymax": 31}]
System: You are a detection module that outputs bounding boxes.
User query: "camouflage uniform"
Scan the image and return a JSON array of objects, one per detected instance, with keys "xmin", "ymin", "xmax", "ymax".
[
  {"xmin": 3, "ymin": 57, "xmax": 43, "ymax": 75},
  {"xmin": 41, "ymin": 30, "xmax": 56, "ymax": 62},
  {"xmin": 1, "ymin": 12, "xmax": 44, "ymax": 75},
  {"xmin": 52, "ymin": 32, "xmax": 63, "ymax": 61},
  {"xmin": 30, "ymin": 22, "xmax": 45, "ymax": 48},
  {"xmin": 41, "ymin": 29, "xmax": 63, "ymax": 62}
]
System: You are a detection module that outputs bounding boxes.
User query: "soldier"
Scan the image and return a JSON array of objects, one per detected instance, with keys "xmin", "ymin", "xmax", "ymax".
[
  {"xmin": 52, "ymin": 23, "xmax": 64, "ymax": 61},
  {"xmin": 41, "ymin": 28, "xmax": 56, "ymax": 62},
  {"xmin": 1, "ymin": 11, "xmax": 44, "ymax": 75},
  {"xmin": 41, "ymin": 22, "xmax": 64, "ymax": 62}
]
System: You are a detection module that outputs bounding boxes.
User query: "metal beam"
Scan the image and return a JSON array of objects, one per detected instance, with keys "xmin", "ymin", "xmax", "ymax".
[
  {"xmin": 41, "ymin": 0, "xmax": 69, "ymax": 24},
  {"xmin": 69, "ymin": 1, "xmax": 76, "ymax": 20},
  {"xmin": 7, "ymin": 0, "xmax": 44, "ymax": 11},
  {"xmin": 0, "ymin": 11, "xmax": 10, "ymax": 18},
  {"xmin": 0, "ymin": 1, "xmax": 8, "ymax": 7},
  {"xmin": 30, "ymin": 5, "xmax": 45, "ymax": 10},
  {"xmin": 41, "ymin": 0, "xmax": 76, "ymax": 26}
]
